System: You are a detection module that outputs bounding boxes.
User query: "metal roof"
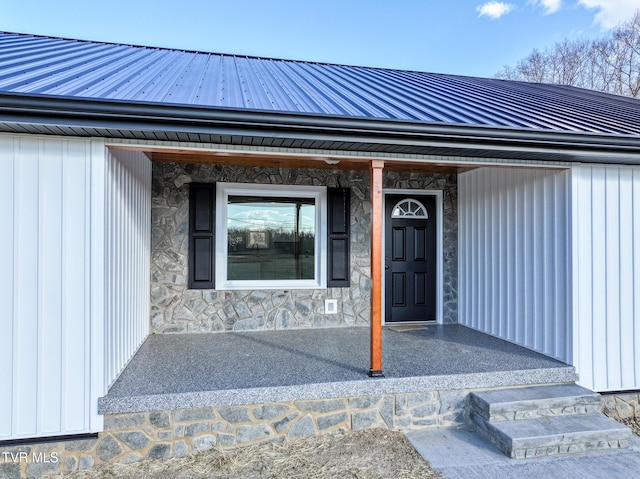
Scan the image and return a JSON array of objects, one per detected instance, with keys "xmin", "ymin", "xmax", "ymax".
[{"xmin": 2, "ymin": 31, "xmax": 640, "ymax": 137}]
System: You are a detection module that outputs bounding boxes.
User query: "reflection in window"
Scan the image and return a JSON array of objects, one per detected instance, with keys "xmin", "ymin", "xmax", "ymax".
[{"xmin": 227, "ymin": 196, "xmax": 316, "ymax": 280}]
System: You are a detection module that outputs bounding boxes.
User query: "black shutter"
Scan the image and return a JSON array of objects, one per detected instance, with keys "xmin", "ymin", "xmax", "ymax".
[
  {"xmin": 189, "ymin": 183, "xmax": 215, "ymax": 289},
  {"xmin": 327, "ymin": 187, "xmax": 351, "ymax": 287}
]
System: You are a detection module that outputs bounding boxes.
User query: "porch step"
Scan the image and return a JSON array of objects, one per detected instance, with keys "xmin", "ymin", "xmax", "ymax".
[
  {"xmin": 467, "ymin": 384, "xmax": 633, "ymax": 459},
  {"xmin": 469, "ymin": 384, "xmax": 601, "ymax": 422}
]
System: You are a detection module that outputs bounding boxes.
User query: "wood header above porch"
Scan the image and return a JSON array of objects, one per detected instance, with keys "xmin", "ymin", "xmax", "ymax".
[{"xmin": 124, "ymin": 147, "xmax": 473, "ymax": 174}]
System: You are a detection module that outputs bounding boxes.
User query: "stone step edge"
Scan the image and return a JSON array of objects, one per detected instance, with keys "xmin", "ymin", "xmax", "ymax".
[
  {"xmin": 469, "ymin": 388, "xmax": 602, "ymax": 422},
  {"xmin": 470, "ymin": 399, "xmax": 602, "ymax": 422},
  {"xmin": 509, "ymin": 438, "xmax": 631, "ymax": 459},
  {"xmin": 469, "ymin": 412, "xmax": 632, "ymax": 459}
]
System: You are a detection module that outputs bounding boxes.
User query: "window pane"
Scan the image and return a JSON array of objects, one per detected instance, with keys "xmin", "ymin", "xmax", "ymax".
[{"xmin": 227, "ymin": 196, "xmax": 316, "ymax": 280}]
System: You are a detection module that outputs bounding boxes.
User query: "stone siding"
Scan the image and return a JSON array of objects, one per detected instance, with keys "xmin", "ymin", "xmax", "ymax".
[
  {"xmin": 602, "ymin": 393, "xmax": 640, "ymax": 419},
  {"xmin": 151, "ymin": 163, "xmax": 458, "ymax": 334},
  {"xmin": 3, "ymin": 388, "xmax": 637, "ymax": 477},
  {"xmin": 0, "ymin": 390, "xmax": 467, "ymax": 478}
]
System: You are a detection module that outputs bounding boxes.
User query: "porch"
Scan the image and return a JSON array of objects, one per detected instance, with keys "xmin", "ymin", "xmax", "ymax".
[{"xmin": 99, "ymin": 324, "xmax": 576, "ymax": 415}]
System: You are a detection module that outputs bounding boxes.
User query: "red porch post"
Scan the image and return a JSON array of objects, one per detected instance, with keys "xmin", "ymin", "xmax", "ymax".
[{"xmin": 369, "ymin": 160, "xmax": 384, "ymax": 377}]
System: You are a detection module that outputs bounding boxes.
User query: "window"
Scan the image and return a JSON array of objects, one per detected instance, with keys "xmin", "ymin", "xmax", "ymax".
[
  {"xmin": 188, "ymin": 183, "xmax": 349, "ymax": 290},
  {"xmin": 226, "ymin": 196, "xmax": 316, "ymax": 281},
  {"xmin": 391, "ymin": 198, "xmax": 429, "ymax": 218},
  {"xmin": 216, "ymin": 183, "xmax": 327, "ymax": 289}
]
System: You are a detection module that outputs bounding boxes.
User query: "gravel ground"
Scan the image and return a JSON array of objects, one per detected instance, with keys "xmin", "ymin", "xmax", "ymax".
[{"xmin": 45, "ymin": 429, "xmax": 442, "ymax": 479}]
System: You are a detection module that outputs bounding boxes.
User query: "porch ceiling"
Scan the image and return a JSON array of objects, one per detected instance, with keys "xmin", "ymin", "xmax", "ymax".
[{"xmin": 136, "ymin": 147, "xmax": 474, "ymax": 174}]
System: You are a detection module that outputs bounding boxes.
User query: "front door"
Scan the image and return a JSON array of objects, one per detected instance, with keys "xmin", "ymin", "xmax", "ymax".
[{"xmin": 384, "ymin": 194, "xmax": 437, "ymax": 322}]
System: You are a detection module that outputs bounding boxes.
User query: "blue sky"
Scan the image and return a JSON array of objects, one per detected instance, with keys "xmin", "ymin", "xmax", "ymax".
[{"xmin": 1, "ymin": 0, "xmax": 638, "ymax": 77}]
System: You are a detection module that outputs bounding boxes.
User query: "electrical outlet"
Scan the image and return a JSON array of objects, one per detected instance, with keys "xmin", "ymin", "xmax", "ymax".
[{"xmin": 325, "ymin": 299, "xmax": 338, "ymax": 314}]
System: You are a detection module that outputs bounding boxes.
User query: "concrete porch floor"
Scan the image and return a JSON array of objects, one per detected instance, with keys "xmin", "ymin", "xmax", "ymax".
[{"xmin": 99, "ymin": 324, "xmax": 577, "ymax": 414}]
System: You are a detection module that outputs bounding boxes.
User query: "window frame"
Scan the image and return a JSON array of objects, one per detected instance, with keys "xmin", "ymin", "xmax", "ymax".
[{"xmin": 215, "ymin": 182, "xmax": 327, "ymax": 290}]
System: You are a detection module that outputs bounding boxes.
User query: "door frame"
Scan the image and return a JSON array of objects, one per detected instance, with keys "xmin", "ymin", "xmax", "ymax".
[{"xmin": 382, "ymin": 189, "xmax": 443, "ymax": 325}]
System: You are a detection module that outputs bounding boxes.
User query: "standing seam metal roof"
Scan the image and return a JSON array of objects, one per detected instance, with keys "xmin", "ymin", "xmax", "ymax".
[{"xmin": 1, "ymin": 31, "xmax": 640, "ymax": 136}]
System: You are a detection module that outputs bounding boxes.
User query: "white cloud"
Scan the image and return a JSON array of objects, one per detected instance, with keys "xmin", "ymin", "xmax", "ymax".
[
  {"xmin": 529, "ymin": 0, "xmax": 563, "ymax": 14},
  {"xmin": 577, "ymin": 0, "xmax": 640, "ymax": 29},
  {"xmin": 477, "ymin": 1, "xmax": 515, "ymax": 19}
]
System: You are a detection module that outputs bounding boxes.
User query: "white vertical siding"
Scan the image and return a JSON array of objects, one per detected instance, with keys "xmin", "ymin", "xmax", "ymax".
[
  {"xmin": 0, "ymin": 137, "xmax": 150, "ymax": 440},
  {"xmin": 459, "ymin": 167, "xmax": 571, "ymax": 363},
  {"xmin": 0, "ymin": 135, "xmax": 104, "ymax": 440},
  {"xmin": 104, "ymin": 149, "xmax": 151, "ymax": 388},
  {"xmin": 572, "ymin": 165, "xmax": 640, "ymax": 391}
]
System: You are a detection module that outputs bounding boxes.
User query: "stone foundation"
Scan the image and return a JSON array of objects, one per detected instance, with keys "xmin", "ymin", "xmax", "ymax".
[
  {"xmin": 0, "ymin": 389, "xmax": 467, "ymax": 478},
  {"xmin": 6, "ymin": 384, "xmax": 626, "ymax": 478},
  {"xmin": 602, "ymin": 392, "xmax": 640, "ymax": 419},
  {"xmin": 151, "ymin": 163, "xmax": 458, "ymax": 333}
]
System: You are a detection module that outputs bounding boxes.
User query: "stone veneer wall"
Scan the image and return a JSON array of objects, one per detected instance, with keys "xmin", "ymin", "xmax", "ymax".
[
  {"xmin": 602, "ymin": 393, "xmax": 640, "ymax": 419},
  {"xmin": 4, "ymin": 390, "xmax": 635, "ymax": 477},
  {"xmin": 0, "ymin": 390, "xmax": 467, "ymax": 478},
  {"xmin": 151, "ymin": 163, "xmax": 458, "ymax": 333}
]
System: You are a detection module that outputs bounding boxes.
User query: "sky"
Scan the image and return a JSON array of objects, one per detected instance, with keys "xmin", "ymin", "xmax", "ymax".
[{"xmin": 1, "ymin": 0, "xmax": 639, "ymax": 78}]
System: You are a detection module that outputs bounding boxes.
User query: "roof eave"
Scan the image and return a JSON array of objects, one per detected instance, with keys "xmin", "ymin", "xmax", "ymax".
[{"xmin": 1, "ymin": 92, "xmax": 640, "ymax": 164}]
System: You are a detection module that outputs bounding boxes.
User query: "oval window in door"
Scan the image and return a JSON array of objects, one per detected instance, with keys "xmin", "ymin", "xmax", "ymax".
[{"xmin": 391, "ymin": 198, "xmax": 429, "ymax": 219}]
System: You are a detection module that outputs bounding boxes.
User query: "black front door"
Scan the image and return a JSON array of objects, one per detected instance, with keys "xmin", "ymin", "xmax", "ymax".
[{"xmin": 384, "ymin": 194, "xmax": 437, "ymax": 322}]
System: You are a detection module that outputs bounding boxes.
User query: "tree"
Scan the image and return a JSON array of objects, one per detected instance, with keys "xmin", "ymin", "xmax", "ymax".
[{"xmin": 496, "ymin": 10, "xmax": 640, "ymax": 97}]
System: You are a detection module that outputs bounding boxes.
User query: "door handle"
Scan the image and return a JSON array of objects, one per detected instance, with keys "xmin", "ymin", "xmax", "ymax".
[{"xmin": 385, "ymin": 256, "xmax": 389, "ymax": 270}]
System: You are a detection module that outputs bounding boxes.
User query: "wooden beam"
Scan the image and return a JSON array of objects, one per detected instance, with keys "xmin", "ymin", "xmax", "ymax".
[
  {"xmin": 110, "ymin": 145, "xmax": 479, "ymax": 174},
  {"xmin": 369, "ymin": 159, "xmax": 385, "ymax": 377}
]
